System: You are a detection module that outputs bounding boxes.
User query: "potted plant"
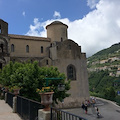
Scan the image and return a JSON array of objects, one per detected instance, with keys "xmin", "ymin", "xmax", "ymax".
[
  {"xmin": 36, "ymin": 86, "xmax": 54, "ymax": 111},
  {"xmin": 11, "ymin": 86, "xmax": 21, "ymax": 96},
  {"xmin": 4, "ymin": 86, "xmax": 9, "ymax": 92}
]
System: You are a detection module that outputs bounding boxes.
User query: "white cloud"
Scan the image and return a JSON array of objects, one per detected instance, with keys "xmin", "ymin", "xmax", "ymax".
[
  {"xmin": 22, "ymin": 11, "xmax": 26, "ymax": 17},
  {"xmin": 26, "ymin": 0, "xmax": 120, "ymax": 57},
  {"xmin": 53, "ymin": 11, "xmax": 61, "ymax": 19},
  {"xmin": 26, "ymin": 18, "xmax": 47, "ymax": 37},
  {"xmin": 87, "ymin": 0, "xmax": 100, "ymax": 9}
]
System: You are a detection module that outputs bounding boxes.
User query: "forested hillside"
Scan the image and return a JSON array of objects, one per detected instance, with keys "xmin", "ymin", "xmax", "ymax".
[
  {"xmin": 87, "ymin": 42, "xmax": 120, "ymax": 105},
  {"xmin": 88, "ymin": 42, "xmax": 120, "ymax": 60}
]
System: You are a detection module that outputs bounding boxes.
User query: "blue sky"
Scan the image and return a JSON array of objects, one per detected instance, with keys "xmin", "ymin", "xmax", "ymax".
[
  {"xmin": 0, "ymin": 0, "xmax": 120, "ymax": 57},
  {"xmin": 0, "ymin": 0, "xmax": 91, "ymax": 34}
]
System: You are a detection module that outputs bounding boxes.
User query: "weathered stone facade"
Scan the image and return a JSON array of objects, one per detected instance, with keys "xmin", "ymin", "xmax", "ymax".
[
  {"xmin": 0, "ymin": 19, "xmax": 89, "ymax": 108},
  {"xmin": 0, "ymin": 19, "xmax": 10, "ymax": 69}
]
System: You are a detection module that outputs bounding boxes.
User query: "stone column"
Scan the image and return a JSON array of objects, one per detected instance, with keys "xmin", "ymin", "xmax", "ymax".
[
  {"xmin": 13, "ymin": 96, "xmax": 17, "ymax": 113},
  {"xmin": 38, "ymin": 109, "xmax": 51, "ymax": 120},
  {"xmin": 5, "ymin": 93, "xmax": 7, "ymax": 103}
]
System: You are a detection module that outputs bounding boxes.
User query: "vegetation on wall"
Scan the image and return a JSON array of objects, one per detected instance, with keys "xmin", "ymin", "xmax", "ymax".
[{"xmin": 0, "ymin": 61, "xmax": 71, "ymax": 103}]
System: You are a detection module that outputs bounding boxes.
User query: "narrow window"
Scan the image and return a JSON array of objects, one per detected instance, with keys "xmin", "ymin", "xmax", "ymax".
[
  {"xmin": 26, "ymin": 45, "xmax": 29, "ymax": 53},
  {"xmin": 61, "ymin": 37, "xmax": 63, "ymax": 42},
  {"xmin": 56, "ymin": 46, "xmax": 58, "ymax": 50},
  {"xmin": 41, "ymin": 46, "xmax": 43, "ymax": 53},
  {"xmin": 46, "ymin": 60, "xmax": 48, "ymax": 65},
  {"xmin": 0, "ymin": 25, "xmax": 1, "ymax": 33},
  {"xmin": 69, "ymin": 44, "xmax": 71, "ymax": 50},
  {"xmin": 13, "ymin": 59, "xmax": 15, "ymax": 63},
  {"xmin": 67, "ymin": 65, "xmax": 76, "ymax": 80},
  {"xmin": 0, "ymin": 63, "xmax": 2, "ymax": 69},
  {"xmin": 11, "ymin": 44, "xmax": 14, "ymax": 52}
]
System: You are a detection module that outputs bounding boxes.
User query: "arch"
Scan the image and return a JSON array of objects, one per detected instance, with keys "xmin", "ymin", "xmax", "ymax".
[
  {"xmin": 11, "ymin": 44, "xmax": 14, "ymax": 52},
  {"xmin": 0, "ymin": 36, "xmax": 9, "ymax": 52},
  {"xmin": 26, "ymin": 45, "xmax": 29, "ymax": 53},
  {"xmin": 67, "ymin": 64, "xmax": 76, "ymax": 80}
]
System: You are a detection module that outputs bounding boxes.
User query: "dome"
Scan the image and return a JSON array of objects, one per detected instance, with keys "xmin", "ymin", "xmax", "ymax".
[{"xmin": 46, "ymin": 21, "xmax": 68, "ymax": 29}]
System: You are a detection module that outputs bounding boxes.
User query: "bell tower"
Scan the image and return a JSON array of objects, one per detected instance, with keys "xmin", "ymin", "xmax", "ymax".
[
  {"xmin": 0, "ymin": 19, "xmax": 8, "ymax": 36},
  {"xmin": 46, "ymin": 21, "xmax": 68, "ymax": 43}
]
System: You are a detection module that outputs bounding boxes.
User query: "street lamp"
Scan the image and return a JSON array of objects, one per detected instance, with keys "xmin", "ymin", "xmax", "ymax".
[{"xmin": 58, "ymin": 83, "xmax": 65, "ymax": 91}]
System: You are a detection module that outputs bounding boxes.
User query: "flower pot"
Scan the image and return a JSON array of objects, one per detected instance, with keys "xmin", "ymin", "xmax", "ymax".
[
  {"xmin": 14, "ymin": 89, "xmax": 20, "ymax": 96},
  {"xmin": 40, "ymin": 92, "xmax": 54, "ymax": 111},
  {"xmin": 4, "ymin": 87, "xmax": 9, "ymax": 92}
]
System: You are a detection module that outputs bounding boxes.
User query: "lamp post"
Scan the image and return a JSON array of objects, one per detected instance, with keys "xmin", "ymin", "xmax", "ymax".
[
  {"xmin": 58, "ymin": 83, "xmax": 65, "ymax": 91},
  {"xmin": 44, "ymin": 78, "xmax": 65, "ymax": 91}
]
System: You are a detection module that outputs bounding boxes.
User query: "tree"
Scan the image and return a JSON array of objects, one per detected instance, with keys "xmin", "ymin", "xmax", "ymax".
[
  {"xmin": 103, "ymin": 87, "xmax": 116, "ymax": 101},
  {"xmin": 0, "ymin": 61, "xmax": 71, "ymax": 103}
]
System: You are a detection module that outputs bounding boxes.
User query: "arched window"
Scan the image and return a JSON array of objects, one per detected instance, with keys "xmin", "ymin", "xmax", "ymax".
[
  {"xmin": 11, "ymin": 44, "xmax": 14, "ymax": 52},
  {"xmin": 41, "ymin": 46, "xmax": 43, "ymax": 53},
  {"xmin": 67, "ymin": 64, "xmax": 76, "ymax": 80},
  {"xmin": 26, "ymin": 45, "xmax": 29, "ymax": 53}
]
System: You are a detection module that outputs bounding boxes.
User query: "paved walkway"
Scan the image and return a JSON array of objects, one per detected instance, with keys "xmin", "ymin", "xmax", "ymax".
[{"xmin": 0, "ymin": 100, "xmax": 22, "ymax": 120}]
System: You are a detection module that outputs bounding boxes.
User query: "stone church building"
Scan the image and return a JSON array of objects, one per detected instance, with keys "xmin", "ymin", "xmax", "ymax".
[{"xmin": 0, "ymin": 19, "xmax": 89, "ymax": 108}]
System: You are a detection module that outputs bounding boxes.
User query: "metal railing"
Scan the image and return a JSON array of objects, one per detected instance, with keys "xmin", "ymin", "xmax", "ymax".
[
  {"xmin": 51, "ymin": 107, "xmax": 88, "ymax": 120},
  {"xmin": 6, "ymin": 92, "xmax": 15, "ymax": 108},
  {"xmin": 17, "ymin": 95, "xmax": 44, "ymax": 120},
  {"xmin": 0, "ymin": 88, "xmax": 88, "ymax": 120}
]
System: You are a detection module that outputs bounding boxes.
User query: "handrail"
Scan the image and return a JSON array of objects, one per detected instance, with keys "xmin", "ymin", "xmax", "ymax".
[{"xmin": 51, "ymin": 107, "xmax": 88, "ymax": 120}]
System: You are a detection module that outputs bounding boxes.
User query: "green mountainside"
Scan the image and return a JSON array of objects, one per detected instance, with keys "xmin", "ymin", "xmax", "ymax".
[
  {"xmin": 87, "ymin": 42, "xmax": 120, "ymax": 105},
  {"xmin": 88, "ymin": 42, "xmax": 120, "ymax": 63},
  {"xmin": 87, "ymin": 42, "xmax": 120, "ymax": 69}
]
